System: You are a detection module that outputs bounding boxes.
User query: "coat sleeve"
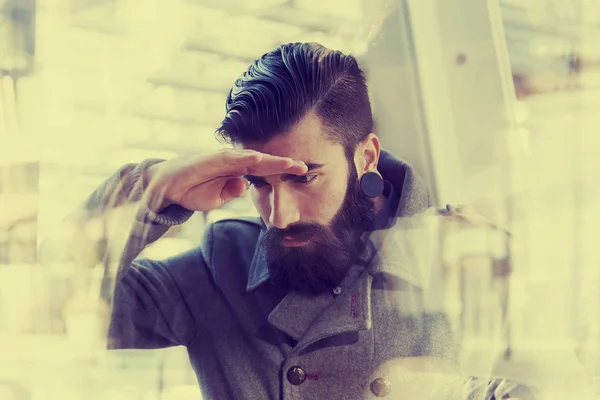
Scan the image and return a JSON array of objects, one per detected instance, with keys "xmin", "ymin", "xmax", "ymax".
[
  {"xmin": 462, "ymin": 376, "xmax": 538, "ymax": 399},
  {"xmin": 107, "ymin": 246, "xmax": 215, "ymax": 349},
  {"xmin": 107, "ymin": 222, "xmax": 227, "ymax": 350},
  {"xmin": 77, "ymin": 158, "xmax": 194, "ymax": 281},
  {"xmin": 366, "ymin": 356, "xmax": 539, "ymax": 400},
  {"xmin": 107, "ymin": 257, "xmax": 195, "ymax": 349},
  {"xmin": 39, "ymin": 159, "xmax": 197, "ymax": 348},
  {"xmin": 38, "ymin": 158, "xmax": 195, "ymax": 280}
]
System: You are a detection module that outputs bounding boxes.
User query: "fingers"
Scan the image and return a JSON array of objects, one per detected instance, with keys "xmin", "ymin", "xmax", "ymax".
[
  {"xmin": 246, "ymin": 155, "xmax": 307, "ymax": 176},
  {"xmin": 220, "ymin": 149, "xmax": 308, "ymax": 177},
  {"xmin": 221, "ymin": 149, "xmax": 263, "ymax": 165},
  {"xmin": 221, "ymin": 178, "xmax": 248, "ymax": 203}
]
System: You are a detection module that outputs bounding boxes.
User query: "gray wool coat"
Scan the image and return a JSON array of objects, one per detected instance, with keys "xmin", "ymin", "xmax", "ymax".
[{"xmin": 79, "ymin": 150, "xmax": 534, "ymax": 400}]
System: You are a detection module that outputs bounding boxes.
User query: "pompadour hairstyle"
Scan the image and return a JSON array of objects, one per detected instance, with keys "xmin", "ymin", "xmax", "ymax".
[{"xmin": 216, "ymin": 42, "xmax": 373, "ymax": 157}]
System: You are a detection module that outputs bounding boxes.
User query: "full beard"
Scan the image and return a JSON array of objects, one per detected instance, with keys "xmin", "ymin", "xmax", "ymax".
[{"xmin": 262, "ymin": 162, "xmax": 377, "ymax": 295}]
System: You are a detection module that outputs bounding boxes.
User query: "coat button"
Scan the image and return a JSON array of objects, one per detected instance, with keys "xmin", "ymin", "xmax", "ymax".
[
  {"xmin": 333, "ymin": 286, "xmax": 343, "ymax": 295},
  {"xmin": 370, "ymin": 378, "xmax": 391, "ymax": 397},
  {"xmin": 287, "ymin": 366, "xmax": 307, "ymax": 385}
]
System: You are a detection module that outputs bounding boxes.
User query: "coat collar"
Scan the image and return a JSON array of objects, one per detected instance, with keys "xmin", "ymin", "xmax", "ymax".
[
  {"xmin": 246, "ymin": 229, "xmax": 270, "ymax": 292},
  {"xmin": 363, "ymin": 208, "xmax": 441, "ymax": 290}
]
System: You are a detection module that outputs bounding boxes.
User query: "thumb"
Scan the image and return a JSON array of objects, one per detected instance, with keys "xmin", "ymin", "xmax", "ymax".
[{"xmin": 221, "ymin": 177, "xmax": 248, "ymax": 204}]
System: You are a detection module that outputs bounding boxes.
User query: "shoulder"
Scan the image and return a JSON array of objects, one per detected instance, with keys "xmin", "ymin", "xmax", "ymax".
[
  {"xmin": 393, "ymin": 204, "xmax": 508, "ymax": 239},
  {"xmin": 201, "ymin": 216, "xmax": 262, "ymax": 268},
  {"xmin": 208, "ymin": 215, "xmax": 263, "ymax": 231},
  {"xmin": 132, "ymin": 217, "xmax": 263, "ymax": 287},
  {"xmin": 203, "ymin": 216, "xmax": 262, "ymax": 245},
  {"xmin": 435, "ymin": 204, "xmax": 508, "ymax": 234}
]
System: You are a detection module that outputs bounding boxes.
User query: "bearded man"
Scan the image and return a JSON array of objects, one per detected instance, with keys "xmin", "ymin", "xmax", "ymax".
[{"xmin": 75, "ymin": 43, "xmax": 534, "ymax": 399}]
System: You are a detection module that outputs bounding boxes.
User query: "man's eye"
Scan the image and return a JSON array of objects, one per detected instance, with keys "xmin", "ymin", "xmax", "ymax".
[
  {"xmin": 294, "ymin": 174, "xmax": 318, "ymax": 184},
  {"xmin": 247, "ymin": 178, "xmax": 268, "ymax": 188}
]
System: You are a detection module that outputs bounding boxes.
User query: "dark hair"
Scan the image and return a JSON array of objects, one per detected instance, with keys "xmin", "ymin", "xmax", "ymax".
[{"xmin": 215, "ymin": 42, "xmax": 373, "ymax": 157}]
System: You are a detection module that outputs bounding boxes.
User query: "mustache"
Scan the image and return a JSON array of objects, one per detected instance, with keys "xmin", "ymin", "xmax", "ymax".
[{"xmin": 264, "ymin": 223, "xmax": 333, "ymax": 244}]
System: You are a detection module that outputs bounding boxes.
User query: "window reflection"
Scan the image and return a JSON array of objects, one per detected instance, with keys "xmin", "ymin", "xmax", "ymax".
[{"xmin": 0, "ymin": 0, "xmax": 598, "ymax": 398}]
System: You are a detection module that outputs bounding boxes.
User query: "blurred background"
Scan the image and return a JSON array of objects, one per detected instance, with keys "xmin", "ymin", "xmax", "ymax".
[{"xmin": 0, "ymin": 0, "xmax": 599, "ymax": 398}]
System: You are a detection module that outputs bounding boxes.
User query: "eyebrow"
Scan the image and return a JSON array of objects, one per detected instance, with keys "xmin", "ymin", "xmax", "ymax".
[
  {"xmin": 304, "ymin": 162, "xmax": 325, "ymax": 171},
  {"xmin": 244, "ymin": 161, "xmax": 326, "ymax": 182}
]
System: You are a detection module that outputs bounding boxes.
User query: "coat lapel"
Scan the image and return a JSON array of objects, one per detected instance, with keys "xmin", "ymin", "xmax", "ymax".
[
  {"xmin": 265, "ymin": 265, "xmax": 373, "ymax": 347},
  {"xmin": 267, "ymin": 290, "xmax": 334, "ymax": 341},
  {"xmin": 297, "ymin": 271, "xmax": 373, "ymax": 350},
  {"xmin": 245, "ymin": 229, "xmax": 270, "ymax": 292},
  {"xmin": 269, "ymin": 265, "xmax": 372, "ymax": 349},
  {"xmin": 245, "ymin": 214, "xmax": 438, "ymax": 346}
]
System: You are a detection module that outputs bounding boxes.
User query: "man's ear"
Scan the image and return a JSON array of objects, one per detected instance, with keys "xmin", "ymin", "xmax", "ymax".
[{"xmin": 354, "ymin": 133, "xmax": 381, "ymax": 174}]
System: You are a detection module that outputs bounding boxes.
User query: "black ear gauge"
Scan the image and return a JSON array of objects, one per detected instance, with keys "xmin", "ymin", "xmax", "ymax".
[{"xmin": 360, "ymin": 172, "xmax": 384, "ymax": 198}]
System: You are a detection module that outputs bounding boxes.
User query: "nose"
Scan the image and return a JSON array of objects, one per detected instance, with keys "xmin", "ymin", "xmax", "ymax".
[{"xmin": 268, "ymin": 187, "xmax": 300, "ymax": 229}]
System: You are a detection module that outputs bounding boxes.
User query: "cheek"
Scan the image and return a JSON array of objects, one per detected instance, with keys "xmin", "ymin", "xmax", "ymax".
[
  {"xmin": 303, "ymin": 180, "xmax": 347, "ymax": 223},
  {"xmin": 247, "ymin": 180, "xmax": 348, "ymax": 224},
  {"xmin": 250, "ymin": 189, "xmax": 270, "ymax": 221}
]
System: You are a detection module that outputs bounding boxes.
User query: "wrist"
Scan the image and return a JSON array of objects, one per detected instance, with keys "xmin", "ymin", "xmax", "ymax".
[{"xmin": 143, "ymin": 161, "xmax": 172, "ymax": 213}]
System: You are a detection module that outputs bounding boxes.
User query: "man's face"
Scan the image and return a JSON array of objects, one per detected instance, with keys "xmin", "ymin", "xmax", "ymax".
[{"xmin": 243, "ymin": 113, "xmax": 377, "ymax": 294}]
